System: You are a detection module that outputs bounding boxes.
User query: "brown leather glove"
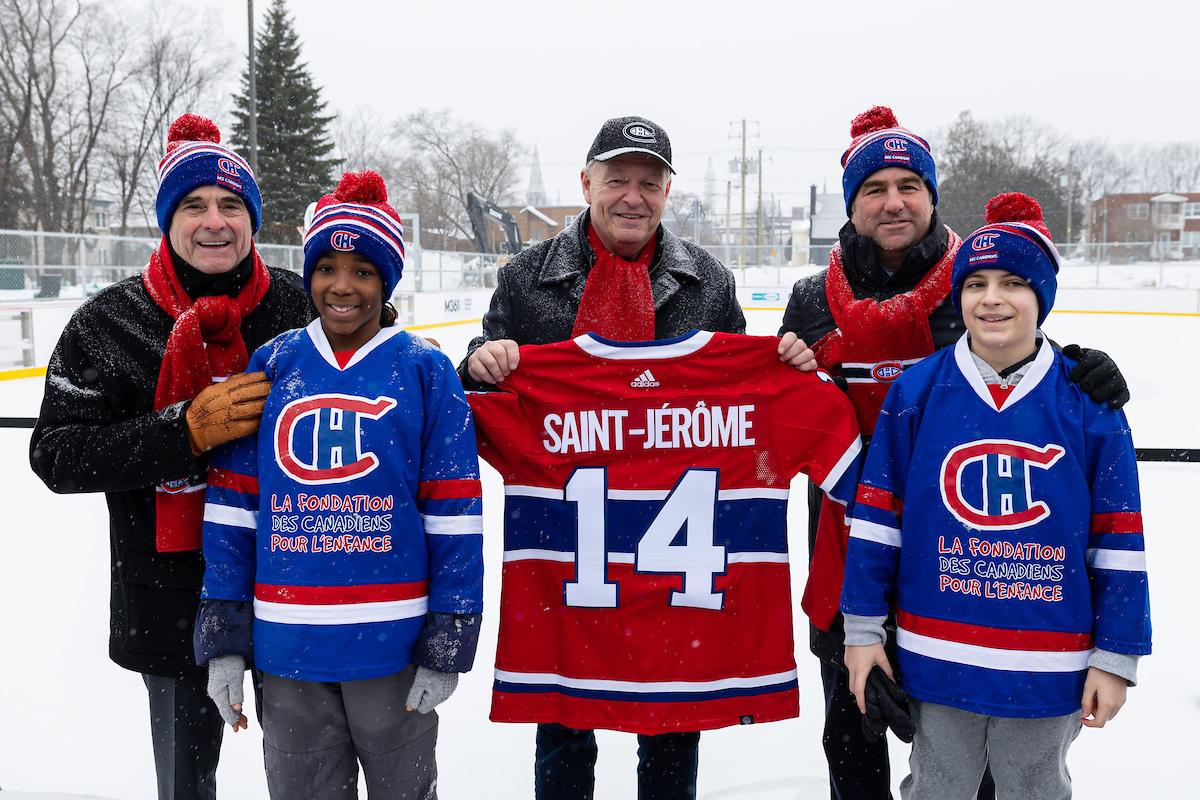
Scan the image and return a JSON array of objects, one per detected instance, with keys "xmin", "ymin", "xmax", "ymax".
[{"xmin": 185, "ymin": 371, "xmax": 271, "ymax": 456}]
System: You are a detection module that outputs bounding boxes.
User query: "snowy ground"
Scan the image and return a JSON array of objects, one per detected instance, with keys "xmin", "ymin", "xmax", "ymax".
[{"xmin": 1, "ymin": 308, "xmax": 1196, "ymax": 799}]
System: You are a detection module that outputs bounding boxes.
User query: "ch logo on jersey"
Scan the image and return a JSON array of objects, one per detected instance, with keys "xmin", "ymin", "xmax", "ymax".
[
  {"xmin": 972, "ymin": 233, "xmax": 1000, "ymax": 251},
  {"xmin": 883, "ymin": 138, "xmax": 909, "ymax": 153},
  {"xmin": 871, "ymin": 361, "xmax": 903, "ymax": 382},
  {"xmin": 940, "ymin": 440, "xmax": 1065, "ymax": 529},
  {"xmin": 275, "ymin": 394, "xmax": 397, "ymax": 485},
  {"xmin": 330, "ymin": 230, "xmax": 360, "ymax": 251},
  {"xmin": 158, "ymin": 478, "xmax": 191, "ymax": 494}
]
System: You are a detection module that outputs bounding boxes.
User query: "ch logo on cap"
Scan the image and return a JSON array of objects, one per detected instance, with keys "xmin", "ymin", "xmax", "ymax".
[
  {"xmin": 623, "ymin": 122, "xmax": 657, "ymax": 143},
  {"xmin": 972, "ymin": 233, "xmax": 1000, "ymax": 251},
  {"xmin": 217, "ymin": 158, "xmax": 241, "ymax": 178},
  {"xmin": 883, "ymin": 138, "xmax": 909, "ymax": 153},
  {"xmin": 330, "ymin": 230, "xmax": 360, "ymax": 251}
]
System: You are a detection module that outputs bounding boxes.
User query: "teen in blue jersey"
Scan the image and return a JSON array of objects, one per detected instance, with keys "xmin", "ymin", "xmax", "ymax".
[
  {"xmin": 841, "ymin": 193, "xmax": 1151, "ymax": 799},
  {"xmin": 194, "ymin": 171, "xmax": 484, "ymax": 799}
]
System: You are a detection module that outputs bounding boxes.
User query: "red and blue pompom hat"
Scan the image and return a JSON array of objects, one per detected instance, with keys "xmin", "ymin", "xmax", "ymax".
[
  {"xmin": 840, "ymin": 105, "xmax": 938, "ymax": 216},
  {"xmin": 302, "ymin": 171, "xmax": 407, "ymax": 300}
]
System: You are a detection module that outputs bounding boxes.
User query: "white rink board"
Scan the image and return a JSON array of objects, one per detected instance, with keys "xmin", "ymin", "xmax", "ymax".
[{"xmin": 0, "ymin": 309, "xmax": 1196, "ymax": 798}]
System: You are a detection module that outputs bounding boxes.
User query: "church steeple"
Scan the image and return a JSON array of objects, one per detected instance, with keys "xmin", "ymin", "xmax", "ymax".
[{"xmin": 527, "ymin": 145, "xmax": 547, "ymax": 207}]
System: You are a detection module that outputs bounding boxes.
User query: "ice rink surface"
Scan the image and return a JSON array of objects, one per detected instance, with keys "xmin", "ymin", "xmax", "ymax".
[{"xmin": 0, "ymin": 308, "xmax": 1196, "ymax": 799}]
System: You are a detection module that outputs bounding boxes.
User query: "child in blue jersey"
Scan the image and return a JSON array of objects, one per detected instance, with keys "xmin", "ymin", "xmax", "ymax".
[
  {"xmin": 194, "ymin": 171, "xmax": 484, "ymax": 799},
  {"xmin": 841, "ymin": 193, "xmax": 1151, "ymax": 799}
]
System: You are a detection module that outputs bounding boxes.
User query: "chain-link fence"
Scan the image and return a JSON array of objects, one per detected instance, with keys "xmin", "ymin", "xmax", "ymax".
[{"xmin": 1, "ymin": 229, "xmax": 1199, "ymax": 298}]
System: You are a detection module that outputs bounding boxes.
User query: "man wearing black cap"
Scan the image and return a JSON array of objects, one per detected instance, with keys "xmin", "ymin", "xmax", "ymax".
[{"xmin": 461, "ymin": 117, "xmax": 807, "ymax": 800}]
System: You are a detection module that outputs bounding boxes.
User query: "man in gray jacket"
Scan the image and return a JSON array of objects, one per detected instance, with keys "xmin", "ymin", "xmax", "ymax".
[{"xmin": 461, "ymin": 116, "xmax": 809, "ymax": 800}]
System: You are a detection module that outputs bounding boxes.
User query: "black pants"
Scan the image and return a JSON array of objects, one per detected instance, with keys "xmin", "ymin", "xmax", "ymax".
[
  {"xmin": 819, "ymin": 661, "xmax": 997, "ymax": 800},
  {"xmin": 534, "ymin": 723, "xmax": 700, "ymax": 800},
  {"xmin": 143, "ymin": 672, "xmax": 225, "ymax": 800}
]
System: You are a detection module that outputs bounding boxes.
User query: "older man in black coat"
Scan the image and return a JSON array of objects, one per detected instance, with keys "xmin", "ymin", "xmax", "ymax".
[{"xmin": 461, "ymin": 116, "xmax": 810, "ymax": 800}]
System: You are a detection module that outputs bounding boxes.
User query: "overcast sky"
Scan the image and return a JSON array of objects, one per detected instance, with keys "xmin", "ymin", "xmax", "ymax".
[{"xmin": 206, "ymin": 0, "xmax": 1197, "ymax": 211}]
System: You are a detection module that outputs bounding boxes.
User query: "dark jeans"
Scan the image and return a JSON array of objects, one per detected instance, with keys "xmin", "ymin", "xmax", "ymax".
[
  {"xmin": 143, "ymin": 672, "xmax": 225, "ymax": 800},
  {"xmin": 819, "ymin": 661, "xmax": 997, "ymax": 800},
  {"xmin": 534, "ymin": 722, "xmax": 700, "ymax": 800}
]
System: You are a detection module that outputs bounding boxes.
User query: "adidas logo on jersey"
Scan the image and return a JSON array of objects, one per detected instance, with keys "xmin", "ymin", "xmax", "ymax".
[{"xmin": 630, "ymin": 369, "xmax": 660, "ymax": 388}]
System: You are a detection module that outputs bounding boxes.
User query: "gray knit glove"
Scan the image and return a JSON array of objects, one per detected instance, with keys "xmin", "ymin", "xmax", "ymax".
[
  {"xmin": 206, "ymin": 654, "xmax": 248, "ymax": 729},
  {"xmin": 405, "ymin": 666, "xmax": 459, "ymax": 714}
]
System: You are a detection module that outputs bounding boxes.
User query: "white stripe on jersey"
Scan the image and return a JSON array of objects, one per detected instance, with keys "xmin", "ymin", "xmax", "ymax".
[
  {"xmin": 494, "ymin": 667, "xmax": 798, "ymax": 694},
  {"xmin": 898, "ymin": 628, "xmax": 1092, "ymax": 673},
  {"xmin": 504, "ymin": 485, "xmax": 790, "ymax": 501},
  {"xmin": 255, "ymin": 596, "xmax": 428, "ymax": 626},
  {"xmin": 203, "ymin": 502, "xmax": 256, "ymax": 529},
  {"xmin": 849, "ymin": 518, "xmax": 901, "ymax": 548},
  {"xmin": 502, "ymin": 549, "xmax": 787, "ymax": 565},
  {"xmin": 819, "ymin": 435, "xmax": 862, "ymax": 501},
  {"xmin": 421, "ymin": 514, "xmax": 483, "ymax": 535},
  {"xmin": 1086, "ymin": 548, "xmax": 1147, "ymax": 572}
]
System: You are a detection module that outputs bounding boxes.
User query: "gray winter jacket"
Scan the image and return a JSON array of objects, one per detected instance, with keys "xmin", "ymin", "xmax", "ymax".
[{"xmin": 458, "ymin": 210, "xmax": 745, "ymax": 388}]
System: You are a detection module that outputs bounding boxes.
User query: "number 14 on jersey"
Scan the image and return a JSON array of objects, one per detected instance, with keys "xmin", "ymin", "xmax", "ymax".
[{"xmin": 562, "ymin": 467, "xmax": 727, "ymax": 611}]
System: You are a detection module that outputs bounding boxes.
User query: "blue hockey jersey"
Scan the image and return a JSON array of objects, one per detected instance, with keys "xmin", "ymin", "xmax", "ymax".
[
  {"xmin": 200, "ymin": 320, "xmax": 484, "ymax": 682},
  {"xmin": 841, "ymin": 335, "xmax": 1151, "ymax": 718}
]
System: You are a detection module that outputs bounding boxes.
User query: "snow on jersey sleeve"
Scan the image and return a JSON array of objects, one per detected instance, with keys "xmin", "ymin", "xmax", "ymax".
[
  {"xmin": 1083, "ymin": 407, "xmax": 1152, "ymax": 657},
  {"xmin": 418, "ymin": 352, "xmax": 485, "ymax": 615},
  {"xmin": 840, "ymin": 385, "xmax": 919, "ymax": 619},
  {"xmin": 767, "ymin": 368, "xmax": 862, "ymax": 506},
  {"xmin": 201, "ymin": 434, "xmax": 259, "ymax": 602},
  {"xmin": 200, "ymin": 345, "xmax": 272, "ymax": 603}
]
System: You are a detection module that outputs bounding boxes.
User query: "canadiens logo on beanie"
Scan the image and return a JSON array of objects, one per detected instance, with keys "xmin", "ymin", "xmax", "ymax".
[
  {"xmin": 303, "ymin": 171, "xmax": 406, "ymax": 300},
  {"xmin": 841, "ymin": 106, "xmax": 938, "ymax": 216},
  {"xmin": 952, "ymin": 192, "xmax": 1060, "ymax": 326},
  {"xmin": 156, "ymin": 114, "xmax": 262, "ymax": 235}
]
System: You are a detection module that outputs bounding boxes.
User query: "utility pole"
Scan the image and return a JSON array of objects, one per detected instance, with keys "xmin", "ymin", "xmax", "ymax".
[
  {"xmin": 756, "ymin": 148, "xmax": 764, "ymax": 255},
  {"xmin": 809, "ymin": 184, "xmax": 817, "ymax": 266},
  {"xmin": 725, "ymin": 180, "xmax": 732, "ymax": 266},
  {"xmin": 728, "ymin": 120, "xmax": 759, "ymax": 269},
  {"xmin": 247, "ymin": 0, "xmax": 259, "ymax": 176},
  {"xmin": 692, "ymin": 198, "xmax": 700, "ymax": 244},
  {"xmin": 1065, "ymin": 148, "xmax": 1074, "ymax": 248},
  {"xmin": 740, "ymin": 120, "xmax": 747, "ymax": 268}
]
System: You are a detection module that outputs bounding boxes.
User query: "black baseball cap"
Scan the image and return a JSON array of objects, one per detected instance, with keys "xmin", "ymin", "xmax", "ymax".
[{"xmin": 585, "ymin": 116, "xmax": 675, "ymax": 174}]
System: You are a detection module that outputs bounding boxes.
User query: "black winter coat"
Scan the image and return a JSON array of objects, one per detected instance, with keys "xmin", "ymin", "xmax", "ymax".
[
  {"xmin": 29, "ymin": 267, "xmax": 310, "ymax": 678},
  {"xmin": 777, "ymin": 215, "xmax": 962, "ymax": 667},
  {"xmin": 458, "ymin": 210, "xmax": 746, "ymax": 387}
]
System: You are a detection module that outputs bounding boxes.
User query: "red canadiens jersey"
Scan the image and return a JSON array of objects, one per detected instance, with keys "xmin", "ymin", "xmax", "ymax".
[{"xmin": 469, "ymin": 331, "xmax": 862, "ymax": 734}]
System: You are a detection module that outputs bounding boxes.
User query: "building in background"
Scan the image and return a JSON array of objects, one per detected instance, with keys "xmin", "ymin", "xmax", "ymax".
[{"xmin": 1086, "ymin": 193, "xmax": 1200, "ymax": 260}]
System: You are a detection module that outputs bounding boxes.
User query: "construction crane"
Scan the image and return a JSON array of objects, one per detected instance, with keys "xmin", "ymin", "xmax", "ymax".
[{"xmin": 467, "ymin": 192, "xmax": 522, "ymax": 255}]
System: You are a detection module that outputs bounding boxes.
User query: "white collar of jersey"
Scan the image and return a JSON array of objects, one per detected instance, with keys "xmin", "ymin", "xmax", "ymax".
[
  {"xmin": 306, "ymin": 318, "xmax": 405, "ymax": 371},
  {"xmin": 572, "ymin": 330, "xmax": 714, "ymax": 360},
  {"xmin": 954, "ymin": 333, "xmax": 1053, "ymax": 412}
]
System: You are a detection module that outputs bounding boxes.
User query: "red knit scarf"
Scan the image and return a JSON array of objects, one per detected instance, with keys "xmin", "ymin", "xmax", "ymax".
[
  {"xmin": 143, "ymin": 239, "xmax": 270, "ymax": 552},
  {"xmin": 811, "ymin": 227, "xmax": 962, "ymax": 435},
  {"xmin": 571, "ymin": 224, "xmax": 656, "ymax": 341},
  {"xmin": 801, "ymin": 227, "xmax": 962, "ymax": 631}
]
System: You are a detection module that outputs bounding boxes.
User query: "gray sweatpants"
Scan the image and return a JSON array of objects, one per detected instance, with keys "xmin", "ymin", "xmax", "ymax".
[
  {"xmin": 901, "ymin": 700, "xmax": 1080, "ymax": 800},
  {"xmin": 262, "ymin": 666, "xmax": 438, "ymax": 800}
]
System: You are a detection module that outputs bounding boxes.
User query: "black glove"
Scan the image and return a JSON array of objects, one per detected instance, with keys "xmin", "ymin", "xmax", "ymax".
[
  {"xmin": 1062, "ymin": 344, "xmax": 1130, "ymax": 409},
  {"xmin": 861, "ymin": 666, "xmax": 915, "ymax": 744}
]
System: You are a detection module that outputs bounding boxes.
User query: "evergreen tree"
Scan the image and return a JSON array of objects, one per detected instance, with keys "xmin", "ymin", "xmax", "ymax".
[
  {"xmin": 938, "ymin": 111, "xmax": 1078, "ymax": 242},
  {"xmin": 232, "ymin": 0, "xmax": 338, "ymax": 243}
]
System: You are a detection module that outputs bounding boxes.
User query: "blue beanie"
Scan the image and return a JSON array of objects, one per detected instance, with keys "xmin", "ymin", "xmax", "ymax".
[
  {"xmin": 156, "ymin": 114, "xmax": 262, "ymax": 235},
  {"xmin": 951, "ymin": 193, "xmax": 1060, "ymax": 326},
  {"xmin": 303, "ymin": 171, "xmax": 406, "ymax": 300},
  {"xmin": 841, "ymin": 106, "xmax": 938, "ymax": 216}
]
